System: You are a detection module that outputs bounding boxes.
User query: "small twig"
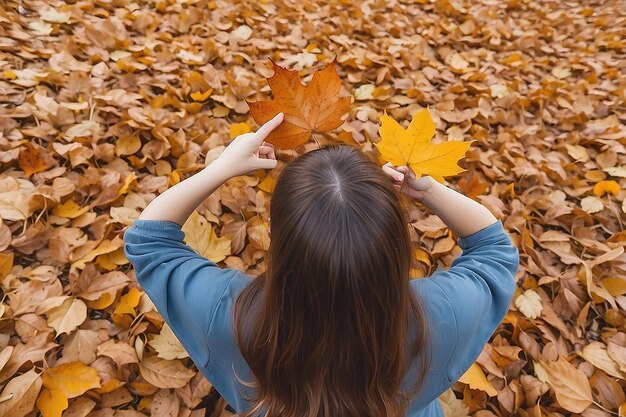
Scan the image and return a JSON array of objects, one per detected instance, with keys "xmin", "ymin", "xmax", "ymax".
[
  {"xmin": 607, "ymin": 194, "xmax": 623, "ymax": 231},
  {"xmin": 33, "ymin": 197, "xmax": 47, "ymax": 225},
  {"xmin": 312, "ymin": 133, "xmax": 321, "ymax": 149},
  {"xmin": 88, "ymin": 98, "xmax": 96, "ymax": 121},
  {"xmin": 592, "ymin": 400, "xmax": 620, "ymax": 416}
]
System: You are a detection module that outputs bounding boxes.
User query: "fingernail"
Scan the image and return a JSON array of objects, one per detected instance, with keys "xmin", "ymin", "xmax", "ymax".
[{"xmin": 397, "ymin": 174, "xmax": 404, "ymax": 181}]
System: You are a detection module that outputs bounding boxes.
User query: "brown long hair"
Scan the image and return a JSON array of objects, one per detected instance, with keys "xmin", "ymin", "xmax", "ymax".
[{"xmin": 233, "ymin": 145, "xmax": 431, "ymax": 417}]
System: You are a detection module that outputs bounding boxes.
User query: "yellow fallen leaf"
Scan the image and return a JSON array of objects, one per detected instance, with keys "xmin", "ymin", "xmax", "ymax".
[
  {"xmin": 438, "ymin": 389, "xmax": 470, "ymax": 417},
  {"xmin": 258, "ymin": 175, "xmax": 276, "ymax": 193},
  {"xmin": 593, "ymin": 180, "xmax": 620, "ymax": 197},
  {"xmin": 95, "ymin": 247, "xmax": 130, "ymax": 270},
  {"xmin": 85, "ymin": 292, "xmax": 116, "ymax": 310},
  {"xmin": 601, "ymin": 277, "xmax": 626, "ymax": 296},
  {"xmin": 375, "ymin": 109, "xmax": 473, "ymax": 183},
  {"xmin": 118, "ymin": 172, "xmax": 137, "ymax": 197},
  {"xmin": 190, "ymin": 89, "xmax": 212, "ymax": 102},
  {"xmin": 458, "ymin": 363, "xmax": 497, "ymax": 396},
  {"xmin": 42, "ymin": 362, "xmax": 101, "ymax": 398},
  {"xmin": 229, "ymin": 122, "xmax": 252, "ymax": 139},
  {"xmin": 4, "ymin": 70, "xmax": 16, "ymax": 80},
  {"xmin": 113, "ymin": 287, "xmax": 142, "ymax": 317},
  {"xmin": 0, "ymin": 252, "xmax": 13, "ymax": 280},
  {"xmin": 52, "ymin": 199, "xmax": 89, "ymax": 219},
  {"xmin": 36, "ymin": 388, "xmax": 68, "ymax": 417},
  {"xmin": 111, "ymin": 288, "xmax": 141, "ymax": 329}
]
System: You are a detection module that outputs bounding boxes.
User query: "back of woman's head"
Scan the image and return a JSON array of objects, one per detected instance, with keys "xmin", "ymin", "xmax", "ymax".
[{"xmin": 234, "ymin": 144, "xmax": 431, "ymax": 417}]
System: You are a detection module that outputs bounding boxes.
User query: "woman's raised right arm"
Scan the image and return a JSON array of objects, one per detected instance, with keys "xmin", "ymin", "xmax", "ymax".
[
  {"xmin": 382, "ymin": 165, "xmax": 497, "ymax": 237},
  {"xmin": 384, "ymin": 164, "xmax": 519, "ymax": 405}
]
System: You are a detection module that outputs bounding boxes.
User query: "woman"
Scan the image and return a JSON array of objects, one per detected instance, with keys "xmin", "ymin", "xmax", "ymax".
[{"xmin": 124, "ymin": 113, "xmax": 519, "ymax": 417}]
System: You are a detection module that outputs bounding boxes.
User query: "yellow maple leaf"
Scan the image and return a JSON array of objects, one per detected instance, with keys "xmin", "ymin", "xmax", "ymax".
[{"xmin": 375, "ymin": 109, "xmax": 474, "ymax": 183}]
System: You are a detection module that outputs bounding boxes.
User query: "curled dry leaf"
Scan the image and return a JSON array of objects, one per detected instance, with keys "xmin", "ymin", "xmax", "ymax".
[{"xmin": 514, "ymin": 289, "xmax": 543, "ymax": 319}]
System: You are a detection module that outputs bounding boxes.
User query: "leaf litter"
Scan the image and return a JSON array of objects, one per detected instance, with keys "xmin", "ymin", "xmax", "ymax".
[{"xmin": 0, "ymin": 0, "xmax": 625, "ymax": 416}]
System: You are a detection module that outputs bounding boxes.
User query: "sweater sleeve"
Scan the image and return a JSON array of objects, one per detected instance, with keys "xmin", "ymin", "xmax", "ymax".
[
  {"xmin": 427, "ymin": 220, "xmax": 519, "ymax": 383},
  {"xmin": 123, "ymin": 219, "xmax": 238, "ymax": 368}
]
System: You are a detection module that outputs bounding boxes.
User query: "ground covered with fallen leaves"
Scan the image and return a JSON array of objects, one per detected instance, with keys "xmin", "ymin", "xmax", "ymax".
[{"xmin": 1, "ymin": 0, "xmax": 626, "ymax": 416}]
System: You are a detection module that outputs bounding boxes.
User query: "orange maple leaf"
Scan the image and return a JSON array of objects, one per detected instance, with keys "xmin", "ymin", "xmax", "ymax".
[{"xmin": 247, "ymin": 60, "xmax": 350, "ymax": 149}]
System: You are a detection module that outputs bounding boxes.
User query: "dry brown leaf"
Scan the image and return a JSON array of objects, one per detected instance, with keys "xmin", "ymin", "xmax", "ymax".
[
  {"xmin": 45, "ymin": 298, "xmax": 87, "ymax": 336},
  {"xmin": 1, "ymin": 1, "xmax": 625, "ymax": 415},
  {"xmin": 0, "ymin": 369, "xmax": 42, "ymax": 417},
  {"xmin": 182, "ymin": 211, "xmax": 231, "ymax": 263},
  {"xmin": 148, "ymin": 323, "xmax": 189, "ymax": 361},
  {"xmin": 580, "ymin": 342, "xmax": 624, "ymax": 379},
  {"xmin": 138, "ymin": 356, "xmax": 195, "ymax": 389},
  {"xmin": 539, "ymin": 356, "xmax": 593, "ymax": 413}
]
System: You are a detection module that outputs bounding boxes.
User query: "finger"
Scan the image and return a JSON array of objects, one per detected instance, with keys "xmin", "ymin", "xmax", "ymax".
[
  {"xmin": 258, "ymin": 145, "xmax": 276, "ymax": 160},
  {"xmin": 409, "ymin": 175, "xmax": 432, "ymax": 192},
  {"xmin": 382, "ymin": 164, "xmax": 404, "ymax": 182},
  {"xmin": 255, "ymin": 113, "xmax": 284, "ymax": 141},
  {"xmin": 255, "ymin": 157, "xmax": 278, "ymax": 170},
  {"xmin": 396, "ymin": 166, "xmax": 410, "ymax": 174},
  {"xmin": 262, "ymin": 141, "xmax": 275, "ymax": 149}
]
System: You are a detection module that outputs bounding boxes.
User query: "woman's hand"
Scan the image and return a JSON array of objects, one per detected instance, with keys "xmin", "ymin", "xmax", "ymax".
[
  {"xmin": 216, "ymin": 112, "xmax": 284, "ymax": 177},
  {"xmin": 382, "ymin": 163, "xmax": 434, "ymax": 202}
]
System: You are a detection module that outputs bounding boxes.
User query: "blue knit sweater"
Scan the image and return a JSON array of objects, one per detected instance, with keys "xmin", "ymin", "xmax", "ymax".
[{"xmin": 124, "ymin": 219, "xmax": 519, "ymax": 417}]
